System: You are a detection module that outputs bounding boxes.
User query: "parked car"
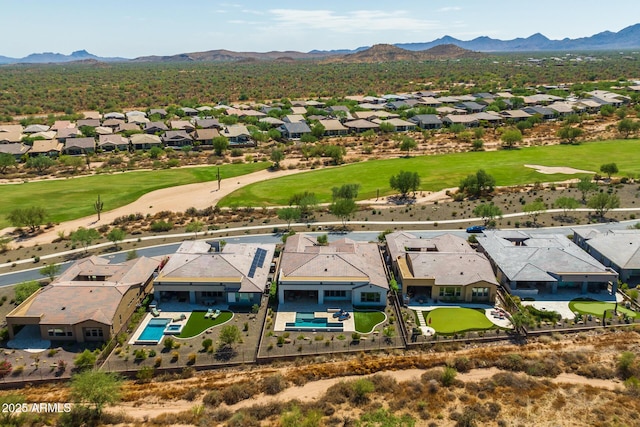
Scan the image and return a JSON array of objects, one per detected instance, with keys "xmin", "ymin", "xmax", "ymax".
[{"xmin": 466, "ymin": 225, "xmax": 486, "ymax": 233}]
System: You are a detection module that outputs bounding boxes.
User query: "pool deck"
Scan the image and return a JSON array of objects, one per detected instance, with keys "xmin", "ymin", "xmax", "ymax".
[
  {"xmin": 275, "ymin": 303, "xmax": 355, "ymax": 332},
  {"xmin": 129, "ymin": 310, "xmax": 192, "ymax": 345}
]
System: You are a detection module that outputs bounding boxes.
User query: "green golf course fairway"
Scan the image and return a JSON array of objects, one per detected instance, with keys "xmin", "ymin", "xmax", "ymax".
[
  {"xmin": 0, "ymin": 162, "xmax": 268, "ymax": 229},
  {"xmin": 219, "ymin": 139, "xmax": 640, "ymax": 207},
  {"xmin": 568, "ymin": 298, "xmax": 640, "ymax": 319},
  {"xmin": 424, "ymin": 307, "xmax": 496, "ymax": 334}
]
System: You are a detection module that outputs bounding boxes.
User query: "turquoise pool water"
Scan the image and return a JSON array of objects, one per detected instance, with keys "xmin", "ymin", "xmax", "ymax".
[
  {"xmin": 137, "ymin": 318, "xmax": 170, "ymax": 343},
  {"xmin": 285, "ymin": 312, "xmax": 343, "ymax": 331}
]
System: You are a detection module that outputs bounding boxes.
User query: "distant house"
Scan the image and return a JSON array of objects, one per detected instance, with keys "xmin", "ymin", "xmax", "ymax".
[
  {"xmin": 148, "ymin": 108, "xmax": 167, "ymax": 118},
  {"xmin": 572, "ymin": 229, "xmax": 640, "ymax": 283},
  {"xmin": 170, "ymin": 120, "xmax": 195, "ymax": 132},
  {"xmin": 258, "ymin": 117, "xmax": 285, "ymax": 127},
  {"xmin": 353, "ymin": 110, "xmax": 398, "ymax": 120},
  {"xmin": 455, "ymin": 101, "xmax": 486, "ymax": 113},
  {"xmin": 56, "ymin": 127, "xmax": 82, "ymax": 143},
  {"xmin": 30, "ymin": 140, "xmax": 63, "ymax": 157},
  {"xmin": 23, "ymin": 124, "xmax": 50, "ymax": 134},
  {"xmin": 63, "ymin": 137, "xmax": 95, "ymax": 155},
  {"xmin": 126, "ymin": 110, "xmax": 147, "ymax": 120},
  {"xmin": 472, "ymin": 112, "xmax": 503, "ymax": 126},
  {"xmin": 76, "ymin": 119, "xmax": 101, "ymax": 128},
  {"xmin": 144, "ymin": 121, "xmax": 169, "ymax": 134},
  {"xmin": 344, "ymin": 119, "xmax": 379, "ymax": 133},
  {"xmin": 477, "ymin": 231, "xmax": 618, "ymax": 296},
  {"xmin": 0, "ymin": 143, "xmax": 30, "ymax": 159},
  {"xmin": 195, "ymin": 118, "xmax": 222, "ymax": 129},
  {"xmin": 98, "ymin": 134, "xmax": 129, "ymax": 151},
  {"xmin": 193, "ymin": 128, "xmax": 220, "ymax": 146},
  {"xmin": 318, "ymin": 119, "xmax": 348, "ymax": 137},
  {"xmin": 6, "ymin": 256, "xmax": 158, "ymax": 343},
  {"xmin": 409, "ymin": 114, "xmax": 443, "ymax": 130},
  {"xmin": 116, "ymin": 123, "xmax": 140, "ymax": 134},
  {"xmin": 277, "ymin": 234, "xmax": 388, "ymax": 306},
  {"xmin": 128, "ymin": 116, "xmax": 150, "ymax": 125},
  {"xmin": 222, "ymin": 125, "xmax": 253, "ymax": 146},
  {"xmin": 500, "ymin": 110, "xmax": 532, "ymax": 122},
  {"xmin": 386, "ymin": 231, "xmax": 498, "ymax": 303},
  {"xmin": 102, "ymin": 119, "xmax": 125, "ymax": 130},
  {"xmin": 179, "ymin": 107, "xmax": 199, "ymax": 117},
  {"xmin": 279, "ymin": 122, "xmax": 312, "ymax": 140},
  {"xmin": 283, "ymin": 114, "xmax": 306, "ymax": 123},
  {"xmin": 372, "ymin": 118, "xmax": 416, "ymax": 132},
  {"xmin": 522, "ymin": 106, "xmax": 556, "ymax": 120},
  {"xmin": 162, "ymin": 130, "xmax": 193, "ymax": 147},
  {"xmin": 81, "ymin": 111, "xmax": 102, "ymax": 120},
  {"xmin": 130, "ymin": 133, "xmax": 162, "ymax": 150},
  {"xmin": 154, "ymin": 241, "xmax": 275, "ymax": 306},
  {"xmin": 50, "ymin": 121, "xmax": 73, "ymax": 131},
  {"xmin": 103, "ymin": 112, "xmax": 125, "ymax": 120},
  {"xmin": 290, "ymin": 106, "xmax": 307, "ymax": 115},
  {"xmin": 442, "ymin": 114, "xmax": 479, "ymax": 127}
]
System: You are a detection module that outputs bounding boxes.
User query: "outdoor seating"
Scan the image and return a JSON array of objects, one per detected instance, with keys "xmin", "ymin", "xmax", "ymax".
[
  {"xmin": 150, "ymin": 307, "xmax": 160, "ymax": 317},
  {"xmin": 204, "ymin": 308, "xmax": 214, "ymax": 319},
  {"xmin": 212, "ymin": 309, "xmax": 221, "ymax": 319}
]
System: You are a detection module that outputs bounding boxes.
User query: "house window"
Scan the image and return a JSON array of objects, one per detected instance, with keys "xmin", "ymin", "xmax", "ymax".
[
  {"xmin": 325, "ymin": 290, "xmax": 346, "ymax": 298},
  {"xmin": 84, "ymin": 328, "xmax": 103, "ymax": 337},
  {"xmin": 47, "ymin": 328, "xmax": 67, "ymax": 337},
  {"xmin": 439, "ymin": 287, "xmax": 461, "ymax": 298},
  {"xmin": 472, "ymin": 287, "xmax": 490, "ymax": 297},
  {"xmin": 203, "ymin": 291, "xmax": 223, "ymax": 297},
  {"xmin": 361, "ymin": 292, "xmax": 380, "ymax": 303}
]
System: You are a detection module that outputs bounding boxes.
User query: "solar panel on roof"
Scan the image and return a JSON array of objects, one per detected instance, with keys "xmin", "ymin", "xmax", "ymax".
[{"xmin": 248, "ymin": 248, "xmax": 268, "ymax": 278}]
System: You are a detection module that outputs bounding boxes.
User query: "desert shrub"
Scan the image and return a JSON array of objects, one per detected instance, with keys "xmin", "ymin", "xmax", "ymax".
[
  {"xmin": 207, "ymin": 408, "xmax": 233, "ymax": 422},
  {"xmin": 203, "ymin": 390, "xmax": 222, "ymax": 406},
  {"xmin": 136, "ymin": 366, "xmax": 154, "ymax": 383},
  {"xmin": 227, "ymin": 411, "xmax": 261, "ymax": 427},
  {"xmin": 0, "ymin": 360, "xmax": 11, "ymax": 377},
  {"xmin": 369, "ymin": 374, "xmax": 399, "ymax": 393},
  {"xmin": 453, "ymin": 357, "xmax": 473, "ymax": 373},
  {"xmin": 576, "ymin": 363, "xmax": 616, "ymax": 379},
  {"xmin": 187, "ymin": 353, "xmax": 196, "ymax": 365},
  {"xmin": 323, "ymin": 381, "xmax": 353, "ymax": 405},
  {"xmin": 262, "ymin": 373, "xmax": 287, "ymax": 395},
  {"xmin": 243, "ymin": 401, "xmax": 287, "ymax": 421},
  {"xmin": 222, "ymin": 382, "xmax": 256, "ymax": 405},
  {"xmin": 150, "ymin": 220, "xmax": 173, "ymax": 232},
  {"xmin": 496, "ymin": 353, "xmax": 525, "ymax": 372},
  {"xmin": 183, "ymin": 388, "xmax": 199, "ymax": 401},
  {"xmin": 441, "ymin": 366, "xmax": 457, "ymax": 387},
  {"xmin": 351, "ymin": 378, "xmax": 375, "ymax": 404}
]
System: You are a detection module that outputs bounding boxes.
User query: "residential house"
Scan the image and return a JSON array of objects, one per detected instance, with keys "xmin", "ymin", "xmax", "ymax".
[
  {"xmin": 278, "ymin": 234, "xmax": 388, "ymax": 306},
  {"xmin": 477, "ymin": 231, "xmax": 618, "ymax": 296},
  {"xmin": 179, "ymin": 107, "xmax": 199, "ymax": 117},
  {"xmin": 144, "ymin": 121, "xmax": 169, "ymax": 134},
  {"xmin": 290, "ymin": 106, "xmax": 307, "ymax": 115},
  {"xmin": 443, "ymin": 114, "xmax": 479, "ymax": 127},
  {"xmin": 548, "ymin": 102, "xmax": 576, "ymax": 117},
  {"xmin": 353, "ymin": 110, "xmax": 398, "ymax": 120},
  {"xmin": 386, "ymin": 232, "xmax": 498, "ymax": 303},
  {"xmin": 522, "ymin": 94, "xmax": 563, "ymax": 105},
  {"xmin": 102, "ymin": 119, "xmax": 125, "ymax": 130},
  {"xmin": 222, "ymin": 125, "xmax": 253, "ymax": 146},
  {"xmin": 258, "ymin": 117, "xmax": 285, "ymax": 127},
  {"xmin": 30, "ymin": 131, "xmax": 57, "ymax": 140},
  {"xmin": 98, "ymin": 134, "xmax": 129, "ymax": 152},
  {"xmin": 409, "ymin": 114, "xmax": 443, "ymax": 130},
  {"xmin": 416, "ymin": 97, "xmax": 442, "ymax": 108},
  {"xmin": 103, "ymin": 112, "xmax": 125, "ymax": 120},
  {"xmin": 56, "ymin": 127, "xmax": 83, "ymax": 143},
  {"xmin": 283, "ymin": 114, "xmax": 306, "ymax": 123},
  {"xmin": 327, "ymin": 105, "xmax": 354, "ymax": 121},
  {"xmin": 29, "ymin": 140, "xmax": 63, "ymax": 157},
  {"xmin": 23, "ymin": 124, "xmax": 50, "ymax": 134},
  {"xmin": 126, "ymin": 111, "xmax": 147, "ymax": 120},
  {"xmin": 76, "ymin": 119, "xmax": 101, "ymax": 128},
  {"xmin": 50, "ymin": 121, "xmax": 73, "ymax": 132},
  {"xmin": 279, "ymin": 122, "xmax": 312, "ymax": 140},
  {"xmin": 170, "ymin": 120, "xmax": 195, "ymax": 132},
  {"xmin": 154, "ymin": 240, "xmax": 275, "ymax": 306},
  {"xmin": 344, "ymin": 119, "xmax": 380, "ymax": 133},
  {"xmin": 195, "ymin": 118, "xmax": 222, "ymax": 129},
  {"xmin": 572, "ymin": 229, "xmax": 640, "ymax": 283},
  {"xmin": 95, "ymin": 126, "xmax": 114, "ymax": 135},
  {"xmin": 500, "ymin": 110, "xmax": 532, "ymax": 122},
  {"xmin": 372, "ymin": 118, "xmax": 416, "ymax": 132},
  {"xmin": 436, "ymin": 106, "xmax": 466, "ymax": 115},
  {"xmin": 473, "ymin": 112, "xmax": 503, "ymax": 126},
  {"xmin": 6, "ymin": 256, "xmax": 158, "ymax": 343},
  {"xmin": 522, "ymin": 106, "xmax": 556, "ymax": 120},
  {"xmin": 81, "ymin": 111, "xmax": 102, "ymax": 120},
  {"xmin": 0, "ymin": 125, "xmax": 24, "ymax": 143},
  {"xmin": 63, "ymin": 137, "xmax": 95, "ymax": 155},
  {"xmin": 0, "ymin": 143, "xmax": 30, "ymax": 159},
  {"xmin": 455, "ymin": 101, "xmax": 486, "ymax": 113},
  {"xmin": 318, "ymin": 119, "xmax": 348, "ymax": 137},
  {"xmin": 128, "ymin": 116, "xmax": 150, "ymax": 125},
  {"xmin": 148, "ymin": 108, "xmax": 168, "ymax": 118},
  {"xmin": 162, "ymin": 130, "xmax": 193, "ymax": 147},
  {"xmin": 130, "ymin": 133, "xmax": 162, "ymax": 150},
  {"xmin": 193, "ymin": 128, "xmax": 220, "ymax": 146},
  {"xmin": 116, "ymin": 123, "xmax": 140, "ymax": 134}
]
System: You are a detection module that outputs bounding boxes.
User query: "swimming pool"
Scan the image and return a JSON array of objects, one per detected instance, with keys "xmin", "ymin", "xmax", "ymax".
[
  {"xmin": 285, "ymin": 312, "xmax": 343, "ymax": 331},
  {"xmin": 136, "ymin": 318, "xmax": 170, "ymax": 344},
  {"xmin": 164, "ymin": 323, "xmax": 185, "ymax": 335}
]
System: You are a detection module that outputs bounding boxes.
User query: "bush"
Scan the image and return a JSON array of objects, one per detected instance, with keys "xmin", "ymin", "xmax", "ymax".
[
  {"xmin": 262, "ymin": 373, "xmax": 287, "ymax": 395},
  {"xmin": 136, "ymin": 366, "xmax": 154, "ymax": 383},
  {"xmin": 0, "ymin": 360, "xmax": 12, "ymax": 377},
  {"xmin": 222, "ymin": 383, "xmax": 256, "ymax": 405},
  {"xmin": 202, "ymin": 338, "xmax": 213, "ymax": 351},
  {"xmin": 150, "ymin": 220, "xmax": 173, "ymax": 232},
  {"xmin": 163, "ymin": 337, "xmax": 175, "ymax": 350},
  {"xmin": 187, "ymin": 353, "xmax": 196, "ymax": 365},
  {"xmin": 351, "ymin": 378, "xmax": 375, "ymax": 404},
  {"xmin": 441, "ymin": 366, "xmax": 457, "ymax": 387},
  {"xmin": 73, "ymin": 349, "xmax": 97, "ymax": 370},
  {"xmin": 203, "ymin": 390, "xmax": 222, "ymax": 406}
]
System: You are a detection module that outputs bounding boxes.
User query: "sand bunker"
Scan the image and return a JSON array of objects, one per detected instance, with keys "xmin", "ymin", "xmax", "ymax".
[{"xmin": 524, "ymin": 164, "xmax": 595, "ymax": 175}]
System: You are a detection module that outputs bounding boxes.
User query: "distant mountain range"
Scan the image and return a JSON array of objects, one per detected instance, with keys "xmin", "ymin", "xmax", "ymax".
[{"xmin": 1, "ymin": 24, "xmax": 639, "ymax": 65}]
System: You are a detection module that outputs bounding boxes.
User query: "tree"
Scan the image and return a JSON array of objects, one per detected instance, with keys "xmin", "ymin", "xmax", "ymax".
[
  {"xmin": 186, "ymin": 220, "xmax": 204, "ymax": 238},
  {"xmin": 588, "ymin": 193, "xmax": 620, "ymax": 218},
  {"xmin": 39, "ymin": 263, "xmax": 61, "ymax": 281},
  {"xmin": 73, "ymin": 349, "xmax": 97, "ymax": 370},
  {"xmin": 523, "ymin": 200, "xmax": 546, "ymax": 224},
  {"xmin": 556, "ymin": 126, "xmax": 584, "ymax": 144},
  {"xmin": 59, "ymin": 155, "xmax": 84, "ymax": 173},
  {"xmin": 331, "ymin": 183, "xmax": 360, "ymax": 201},
  {"xmin": 70, "ymin": 227, "xmax": 101, "ymax": 252},
  {"xmin": 94, "ymin": 194, "xmax": 104, "ymax": 221},
  {"xmin": 378, "ymin": 121, "xmax": 395, "ymax": 133},
  {"xmin": 212, "ymin": 136, "xmax": 229, "ymax": 156},
  {"xmin": 26, "ymin": 155, "xmax": 55, "ymax": 174},
  {"xmin": 106, "ymin": 228, "xmax": 126, "ymax": 250},
  {"xmin": 277, "ymin": 207, "xmax": 300, "ymax": 230},
  {"xmin": 576, "ymin": 176, "xmax": 597, "ymax": 203},
  {"xmin": 459, "ymin": 169, "xmax": 495, "ymax": 198},
  {"xmin": 500, "ymin": 128, "xmax": 522, "ymax": 148},
  {"xmin": 270, "ymin": 148, "xmax": 284, "ymax": 169},
  {"xmin": 311, "ymin": 122, "xmax": 325, "ymax": 139},
  {"xmin": 600, "ymin": 104, "xmax": 615, "ymax": 117},
  {"xmin": 7, "ymin": 206, "xmax": 47, "ymax": 233},
  {"xmin": 148, "ymin": 146, "xmax": 163, "ymax": 159},
  {"xmin": 289, "ymin": 191, "xmax": 318, "ymax": 220},
  {"xmin": 219, "ymin": 325, "xmax": 241, "ymax": 347},
  {"xmin": 399, "ymin": 136, "xmax": 417, "ymax": 156},
  {"xmin": 70, "ymin": 370, "xmax": 122, "ymax": 417},
  {"xmin": 472, "ymin": 203, "xmax": 502, "ymax": 226},
  {"xmin": 324, "ymin": 144, "xmax": 345, "ymax": 165},
  {"xmin": 14, "ymin": 280, "xmax": 41, "ymax": 304},
  {"xmin": 330, "ymin": 197, "xmax": 358, "ymax": 229},
  {"xmin": 389, "ymin": 170, "xmax": 420, "ymax": 198},
  {"xmin": 617, "ymin": 118, "xmax": 640, "ymax": 138},
  {"xmin": 0, "ymin": 153, "xmax": 16, "ymax": 174},
  {"xmin": 554, "ymin": 196, "xmax": 580, "ymax": 220},
  {"xmin": 126, "ymin": 249, "xmax": 138, "ymax": 260},
  {"xmin": 600, "ymin": 163, "xmax": 618, "ymax": 179}
]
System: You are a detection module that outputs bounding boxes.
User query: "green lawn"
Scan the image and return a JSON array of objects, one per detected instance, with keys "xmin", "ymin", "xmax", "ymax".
[
  {"xmin": 568, "ymin": 298, "xmax": 640, "ymax": 319},
  {"xmin": 220, "ymin": 139, "xmax": 640, "ymax": 207},
  {"xmin": 424, "ymin": 307, "xmax": 495, "ymax": 334},
  {"xmin": 354, "ymin": 310, "xmax": 387, "ymax": 334},
  {"xmin": 0, "ymin": 162, "xmax": 269, "ymax": 229},
  {"xmin": 177, "ymin": 310, "xmax": 233, "ymax": 339}
]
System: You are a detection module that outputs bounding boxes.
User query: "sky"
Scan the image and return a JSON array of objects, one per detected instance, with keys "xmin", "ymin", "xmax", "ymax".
[{"xmin": 1, "ymin": 0, "xmax": 639, "ymax": 58}]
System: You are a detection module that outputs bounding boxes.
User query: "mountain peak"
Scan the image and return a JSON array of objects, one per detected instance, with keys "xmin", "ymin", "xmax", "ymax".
[{"xmin": 71, "ymin": 50, "xmax": 93, "ymax": 57}]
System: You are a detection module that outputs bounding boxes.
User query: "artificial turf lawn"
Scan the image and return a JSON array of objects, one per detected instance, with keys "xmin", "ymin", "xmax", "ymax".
[
  {"xmin": 177, "ymin": 310, "xmax": 233, "ymax": 339},
  {"xmin": 354, "ymin": 310, "xmax": 387, "ymax": 334},
  {"xmin": 424, "ymin": 307, "xmax": 495, "ymax": 334},
  {"xmin": 568, "ymin": 298, "xmax": 640, "ymax": 319},
  {"xmin": 220, "ymin": 139, "xmax": 640, "ymax": 207},
  {"xmin": 0, "ymin": 162, "xmax": 268, "ymax": 229}
]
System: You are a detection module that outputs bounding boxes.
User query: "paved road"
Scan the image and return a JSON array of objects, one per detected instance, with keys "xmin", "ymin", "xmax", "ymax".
[{"xmin": 0, "ymin": 220, "xmax": 636, "ymax": 288}]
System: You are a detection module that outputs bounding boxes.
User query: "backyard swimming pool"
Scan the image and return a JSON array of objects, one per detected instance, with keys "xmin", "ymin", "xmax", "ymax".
[
  {"xmin": 285, "ymin": 312, "xmax": 343, "ymax": 331},
  {"xmin": 136, "ymin": 318, "xmax": 170, "ymax": 344}
]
